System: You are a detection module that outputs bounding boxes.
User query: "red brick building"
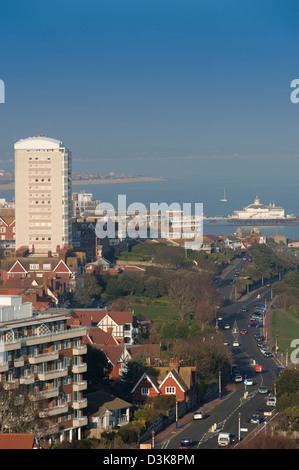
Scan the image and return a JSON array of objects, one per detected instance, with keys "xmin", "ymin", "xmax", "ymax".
[{"xmin": 131, "ymin": 359, "xmax": 197, "ymax": 407}]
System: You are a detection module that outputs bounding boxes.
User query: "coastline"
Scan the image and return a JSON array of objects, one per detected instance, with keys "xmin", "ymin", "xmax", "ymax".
[{"xmin": 0, "ymin": 176, "xmax": 166, "ymax": 191}]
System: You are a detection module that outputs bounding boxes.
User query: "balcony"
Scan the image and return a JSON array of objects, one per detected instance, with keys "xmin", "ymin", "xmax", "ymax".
[
  {"xmin": 0, "ymin": 363, "xmax": 9, "ymax": 373},
  {"xmin": 73, "ymin": 345, "xmax": 87, "ymax": 355},
  {"xmin": 72, "ymin": 362, "xmax": 87, "ymax": 374},
  {"xmin": 39, "ymin": 403, "xmax": 69, "ymax": 417},
  {"xmin": 72, "ymin": 398, "xmax": 87, "ymax": 410},
  {"xmin": 25, "ymin": 327, "xmax": 87, "ymax": 346},
  {"xmin": 73, "ymin": 380, "xmax": 87, "ymax": 392},
  {"xmin": 30, "ymin": 388, "xmax": 59, "ymax": 401},
  {"xmin": 3, "ymin": 379, "xmax": 19, "ymax": 390},
  {"xmin": 20, "ymin": 374, "xmax": 35, "ymax": 385},
  {"xmin": 28, "ymin": 351, "xmax": 59, "ymax": 364},
  {"xmin": 14, "ymin": 357, "xmax": 25, "ymax": 368},
  {"xmin": 73, "ymin": 416, "xmax": 88, "ymax": 428},
  {"xmin": 1, "ymin": 340, "xmax": 22, "ymax": 352},
  {"xmin": 38, "ymin": 367, "xmax": 68, "ymax": 381}
]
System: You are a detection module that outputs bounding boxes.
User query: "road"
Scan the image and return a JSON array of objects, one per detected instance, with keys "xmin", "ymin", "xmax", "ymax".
[{"xmin": 160, "ymin": 256, "xmax": 280, "ymax": 450}]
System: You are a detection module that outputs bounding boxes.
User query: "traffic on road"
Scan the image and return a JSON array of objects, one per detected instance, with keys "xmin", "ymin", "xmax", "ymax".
[{"xmin": 159, "ymin": 255, "xmax": 281, "ymax": 450}]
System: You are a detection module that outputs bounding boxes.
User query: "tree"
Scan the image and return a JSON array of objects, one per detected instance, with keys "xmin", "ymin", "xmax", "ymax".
[
  {"xmin": 168, "ymin": 276, "xmax": 197, "ymax": 321},
  {"xmin": 0, "ymin": 386, "xmax": 51, "ymax": 438},
  {"xmin": 85, "ymin": 345, "xmax": 111, "ymax": 387},
  {"xmin": 74, "ymin": 274, "xmax": 102, "ymax": 306}
]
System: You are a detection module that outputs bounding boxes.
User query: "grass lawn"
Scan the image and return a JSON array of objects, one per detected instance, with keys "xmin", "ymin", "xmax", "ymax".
[
  {"xmin": 271, "ymin": 309, "xmax": 299, "ymax": 354},
  {"xmin": 130, "ymin": 304, "xmax": 179, "ymax": 323}
]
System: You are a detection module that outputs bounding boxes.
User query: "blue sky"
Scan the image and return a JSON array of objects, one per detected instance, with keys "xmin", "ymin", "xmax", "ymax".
[{"xmin": 0, "ymin": 0, "xmax": 299, "ymax": 170}]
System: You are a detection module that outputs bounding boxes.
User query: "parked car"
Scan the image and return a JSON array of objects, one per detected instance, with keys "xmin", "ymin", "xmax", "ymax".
[{"xmin": 193, "ymin": 410, "xmax": 206, "ymax": 420}]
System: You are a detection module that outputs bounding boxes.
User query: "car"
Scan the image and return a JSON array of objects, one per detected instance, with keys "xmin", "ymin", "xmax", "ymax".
[
  {"xmin": 250, "ymin": 413, "xmax": 261, "ymax": 424},
  {"xmin": 277, "ymin": 366, "xmax": 285, "ymax": 374},
  {"xmin": 244, "ymin": 377, "xmax": 253, "ymax": 386},
  {"xmin": 217, "ymin": 316, "xmax": 223, "ymax": 321},
  {"xmin": 224, "ymin": 324, "xmax": 230, "ymax": 329},
  {"xmin": 240, "ymin": 329, "xmax": 247, "ymax": 335},
  {"xmin": 266, "ymin": 397, "xmax": 276, "ymax": 406},
  {"xmin": 193, "ymin": 410, "xmax": 206, "ymax": 420},
  {"xmin": 218, "ymin": 432, "xmax": 236, "ymax": 447},
  {"xmin": 180, "ymin": 437, "xmax": 193, "ymax": 446},
  {"xmin": 232, "ymin": 369, "xmax": 240, "ymax": 376},
  {"xmin": 249, "ymin": 321, "xmax": 260, "ymax": 328},
  {"xmin": 234, "ymin": 375, "xmax": 243, "ymax": 382},
  {"xmin": 241, "ymin": 306, "xmax": 248, "ymax": 312},
  {"xmin": 255, "ymin": 365, "xmax": 263, "ymax": 373},
  {"xmin": 231, "ymin": 363, "xmax": 238, "ymax": 370},
  {"xmin": 229, "ymin": 279, "xmax": 235, "ymax": 285},
  {"xmin": 264, "ymin": 351, "xmax": 273, "ymax": 358},
  {"xmin": 233, "ymin": 341, "xmax": 240, "ymax": 347},
  {"xmin": 258, "ymin": 386, "xmax": 268, "ymax": 394}
]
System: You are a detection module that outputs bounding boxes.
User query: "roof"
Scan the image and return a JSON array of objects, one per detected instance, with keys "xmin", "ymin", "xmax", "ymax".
[
  {"xmin": 0, "ymin": 433, "xmax": 37, "ymax": 449},
  {"xmin": 131, "ymin": 370, "xmax": 161, "ymax": 394},
  {"xmin": 86, "ymin": 390, "xmax": 132, "ymax": 416},
  {"xmin": 84, "ymin": 327, "xmax": 118, "ymax": 346},
  {"xmin": 14, "ymin": 135, "xmax": 65, "ymax": 150},
  {"xmin": 99, "ymin": 345, "xmax": 126, "ymax": 367}
]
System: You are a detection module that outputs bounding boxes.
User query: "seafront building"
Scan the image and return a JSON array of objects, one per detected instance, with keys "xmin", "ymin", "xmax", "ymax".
[
  {"xmin": 14, "ymin": 135, "xmax": 72, "ymax": 254},
  {"xmin": 0, "ymin": 294, "xmax": 87, "ymax": 442}
]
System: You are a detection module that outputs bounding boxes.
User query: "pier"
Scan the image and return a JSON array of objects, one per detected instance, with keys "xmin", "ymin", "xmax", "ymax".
[{"xmin": 204, "ymin": 216, "xmax": 299, "ymax": 226}]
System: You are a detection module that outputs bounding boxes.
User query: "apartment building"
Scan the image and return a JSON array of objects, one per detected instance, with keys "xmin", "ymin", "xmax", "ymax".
[
  {"xmin": 14, "ymin": 135, "xmax": 72, "ymax": 254},
  {"xmin": 0, "ymin": 295, "xmax": 87, "ymax": 443}
]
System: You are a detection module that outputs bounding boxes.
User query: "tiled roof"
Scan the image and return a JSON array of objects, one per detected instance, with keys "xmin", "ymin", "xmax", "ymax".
[
  {"xmin": 85, "ymin": 327, "xmax": 118, "ymax": 346},
  {"xmin": 0, "ymin": 433, "xmax": 36, "ymax": 449}
]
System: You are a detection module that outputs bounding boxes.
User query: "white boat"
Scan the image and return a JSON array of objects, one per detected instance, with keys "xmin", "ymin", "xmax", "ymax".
[{"xmin": 220, "ymin": 189, "xmax": 227, "ymax": 202}]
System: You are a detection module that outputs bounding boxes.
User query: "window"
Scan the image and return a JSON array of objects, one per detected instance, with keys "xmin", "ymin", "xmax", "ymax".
[
  {"xmin": 29, "ymin": 264, "xmax": 39, "ymax": 270},
  {"xmin": 64, "ymin": 339, "xmax": 71, "ymax": 349},
  {"xmin": 165, "ymin": 386, "xmax": 176, "ymax": 395},
  {"xmin": 141, "ymin": 387, "xmax": 149, "ymax": 396}
]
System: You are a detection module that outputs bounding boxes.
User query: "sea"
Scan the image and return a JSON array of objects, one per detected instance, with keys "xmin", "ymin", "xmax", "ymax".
[{"xmin": 3, "ymin": 155, "xmax": 299, "ymax": 240}]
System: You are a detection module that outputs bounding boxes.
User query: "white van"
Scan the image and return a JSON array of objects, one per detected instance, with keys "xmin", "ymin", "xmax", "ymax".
[{"xmin": 217, "ymin": 432, "xmax": 236, "ymax": 447}]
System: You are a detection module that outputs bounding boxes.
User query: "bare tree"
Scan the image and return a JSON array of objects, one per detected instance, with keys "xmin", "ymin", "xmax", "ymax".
[{"xmin": 0, "ymin": 386, "xmax": 51, "ymax": 439}]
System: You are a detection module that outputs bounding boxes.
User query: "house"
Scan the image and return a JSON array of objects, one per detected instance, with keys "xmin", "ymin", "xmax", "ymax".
[
  {"xmin": 0, "ymin": 251, "xmax": 85, "ymax": 302},
  {"xmin": 87, "ymin": 391, "xmax": 133, "ymax": 438},
  {"xmin": 131, "ymin": 358, "xmax": 197, "ymax": 408},
  {"xmin": 223, "ymin": 235, "xmax": 244, "ymax": 250},
  {"xmin": 80, "ymin": 328, "xmax": 161, "ymax": 379},
  {"xmin": 69, "ymin": 309, "xmax": 138, "ymax": 345},
  {"xmin": 0, "ymin": 433, "xmax": 40, "ymax": 449}
]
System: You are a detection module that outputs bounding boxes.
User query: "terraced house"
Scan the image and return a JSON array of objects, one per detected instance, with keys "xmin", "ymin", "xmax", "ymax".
[{"xmin": 0, "ymin": 294, "xmax": 87, "ymax": 443}]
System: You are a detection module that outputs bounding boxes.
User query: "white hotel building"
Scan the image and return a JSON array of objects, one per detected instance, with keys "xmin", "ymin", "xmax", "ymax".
[{"xmin": 14, "ymin": 135, "xmax": 72, "ymax": 254}]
